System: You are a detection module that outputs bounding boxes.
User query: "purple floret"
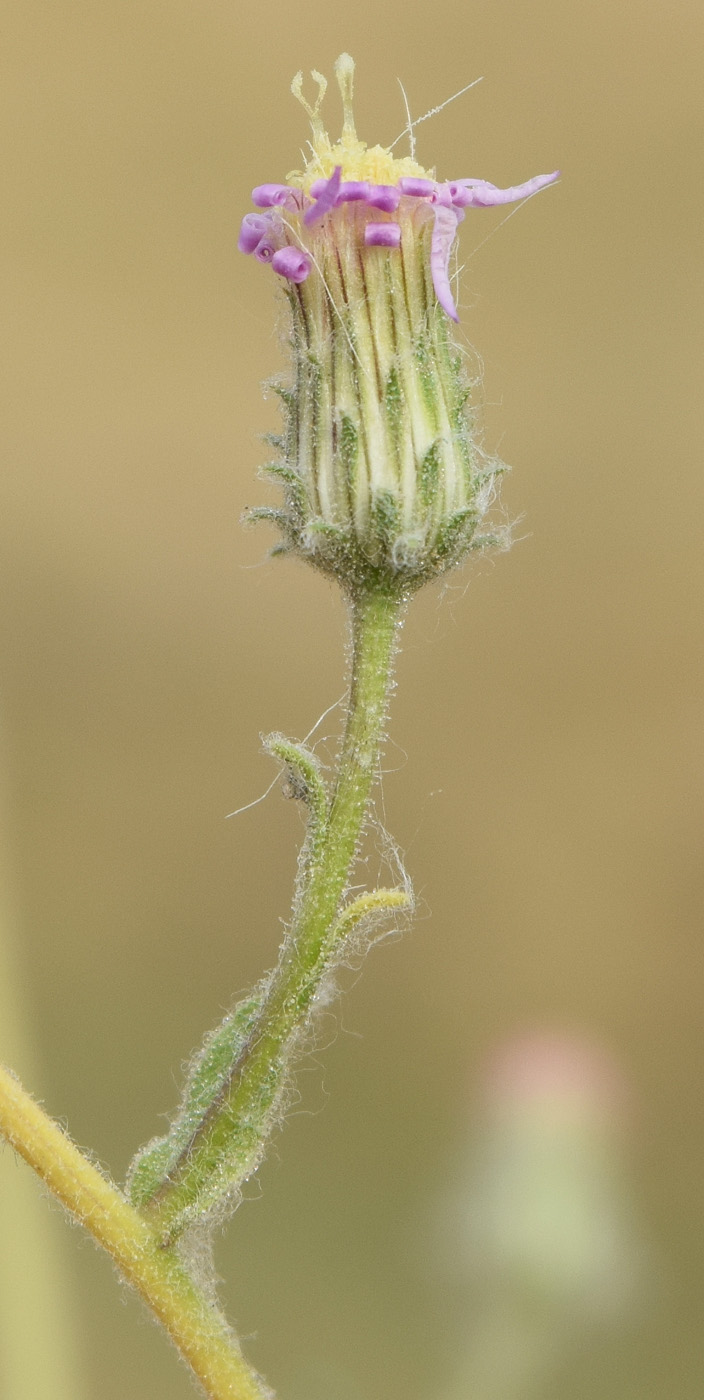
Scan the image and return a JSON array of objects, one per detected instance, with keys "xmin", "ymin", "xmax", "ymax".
[
  {"xmin": 304, "ymin": 166, "xmax": 342, "ymax": 225},
  {"xmin": 338, "ymin": 181, "xmax": 372, "ymax": 202},
  {"xmin": 398, "ymin": 177, "xmax": 437, "ymax": 198},
  {"xmin": 450, "ymin": 171, "xmax": 560, "ymax": 207},
  {"xmin": 252, "ymin": 184, "xmax": 302, "ymax": 210},
  {"xmin": 429, "ymin": 184, "xmax": 454, "ymax": 208},
  {"xmin": 271, "ymin": 247, "xmax": 312, "ymax": 283},
  {"xmin": 254, "ymin": 237, "xmax": 278, "ymax": 264},
  {"xmin": 241, "ymin": 162, "xmax": 558, "ymax": 322},
  {"xmin": 364, "ymin": 221, "xmax": 402, "ymax": 248},
  {"xmin": 238, "ymin": 213, "xmax": 273, "ymax": 254},
  {"xmin": 366, "ymin": 185, "xmax": 401, "ymax": 212},
  {"xmin": 430, "ymin": 205, "xmax": 461, "ymax": 322}
]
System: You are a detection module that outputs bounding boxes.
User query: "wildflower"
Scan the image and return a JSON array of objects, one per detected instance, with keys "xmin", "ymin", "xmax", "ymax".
[{"xmin": 240, "ymin": 55, "xmax": 558, "ymax": 594}]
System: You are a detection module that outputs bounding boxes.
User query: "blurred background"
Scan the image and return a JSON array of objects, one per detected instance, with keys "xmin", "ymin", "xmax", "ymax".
[{"xmin": 1, "ymin": 1, "xmax": 703, "ymax": 1397}]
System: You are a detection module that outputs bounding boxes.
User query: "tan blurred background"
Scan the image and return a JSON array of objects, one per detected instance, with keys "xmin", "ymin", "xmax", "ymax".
[{"xmin": 1, "ymin": 1, "xmax": 703, "ymax": 1397}]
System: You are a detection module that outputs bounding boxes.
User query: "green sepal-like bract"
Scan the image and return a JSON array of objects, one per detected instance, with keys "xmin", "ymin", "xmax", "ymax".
[
  {"xmin": 126, "ymin": 735, "xmax": 332, "ymax": 1239},
  {"xmin": 127, "ymin": 989, "xmax": 265, "ymax": 1214}
]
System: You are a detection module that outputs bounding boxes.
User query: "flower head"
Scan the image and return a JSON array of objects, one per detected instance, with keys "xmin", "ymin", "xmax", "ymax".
[{"xmin": 241, "ymin": 56, "xmax": 558, "ymax": 594}]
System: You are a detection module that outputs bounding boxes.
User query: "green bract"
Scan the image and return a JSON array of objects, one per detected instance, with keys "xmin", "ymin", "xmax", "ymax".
[{"xmin": 255, "ymin": 206, "xmax": 504, "ymax": 593}]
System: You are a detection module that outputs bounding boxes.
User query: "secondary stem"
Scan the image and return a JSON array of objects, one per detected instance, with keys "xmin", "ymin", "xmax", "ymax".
[
  {"xmin": 0, "ymin": 1064, "xmax": 269, "ymax": 1400},
  {"xmin": 150, "ymin": 584, "xmax": 404, "ymax": 1235}
]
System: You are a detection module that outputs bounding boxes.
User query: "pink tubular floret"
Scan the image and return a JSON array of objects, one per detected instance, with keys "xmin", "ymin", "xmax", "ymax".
[
  {"xmin": 429, "ymin": 184, "xmax": 454, "ymax": 208},
  {"xmin": 308, "ymin": 176, "xmax": 371, "ymax": 203},
  {"xmin": 304, "ymin": 166, "xmax": 342, "ymax": 225},
  {"xmin": 254, "ymin": 236, "xmax": 278, "ymax": 264},
  {"xmin": 238, "ymin": 213, "xmax": 273, "ymax": 254},
  {"xmin": 271, "ymin": 246, "xmax": 312, "ymax": 284},
  {"xmin": 364, "ymin": 222, "xmax": 402, "ymax": 249},
  {"xmin": 430, "ymin": 205, "xmax": 461, "ymax": 322},
  {"xmin": 241, "ymin": 164, "xmax": 558, "ymax": 322},
  {"xmin": 252, "ymin": 183, "xmax": 302, "ymax": 210},
  {"xmin": 338, "ymin": 181, "xmax": 372, "ymax": 202},
  {"xmin": 451, "ymin": 170, "xmax": 560, "ymax": 207},
  {"xmin": 398, "ymin": 177, "xmax": 436, "ymax": 198},
  {"xmin": 366, "ymin": 185, "xmax": 401, "ymax": 212}
]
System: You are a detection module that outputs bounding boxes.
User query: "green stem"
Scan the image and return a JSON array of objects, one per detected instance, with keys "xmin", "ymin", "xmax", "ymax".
[
  {"xmin": 0, "ymin": 1064, "xmax": 269, "ymax": 1400},
  {"xmin": 149, "ymin": 584, "xmax": 404, "ymax": 1236},
  {"xmin": 0, "ymin": 585, "xmax": 406, "ymax": 1395},
  {"xmin": 0, "ymin": 738, "xmax": 88, "ymax": 1400}
]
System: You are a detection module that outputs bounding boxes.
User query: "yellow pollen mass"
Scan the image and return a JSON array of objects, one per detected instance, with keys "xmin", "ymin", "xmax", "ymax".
[{"xmin": 287, "ymin": 53, "xmax": 432, "ymax": 192}]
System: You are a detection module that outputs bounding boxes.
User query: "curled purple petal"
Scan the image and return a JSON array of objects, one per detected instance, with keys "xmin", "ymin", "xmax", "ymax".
[
  {"xmin": 430, "ymin": 205, "xmax": 460, "ymax": 322},
  {"xmin": 338, "ymin": 181, "xmax": 371, "ymax": 202},
  {"xmin": 398, "ymin": 177, "xmax": 437, "ymax": 199},
  {"xmin": 429, "ymin": 183, "xmax": 454, "ymax": 208},
  {"xmin": 364, "ymin": 221, "xmax": 402, "ymax": 249},
  {"xmin": 271, "ymin": 246, "xmax": 312, "ymax": 283},
  {"xmin": 447, "ymin": 178, "xmax": 495, "ymax": 192},
  {"xmin": 254, "ymin": 237, "xmax": 278, "ymax": 263},
  {"xmin": 446, "ymin": 179, "xmax": 495, "ymax": 207},
  {"xmin": 366, "ymin": 184, "xmax": 401, "ymax": 212},
  {"xmin": 238, "ymin": 213, "xmax": 273, "ymax": 254},
  {"xmin": 458, "ymin": 170, "xmax": 560, "ymax": 207},
  {"xmin": 309, "ymin": 178, "xmax": 371, "ymax": 204},
  {"xmin": 304, "ymin": 166, "xmax": 342, "ymax": 225},
  {"xmin": 252, "ymin": 183, "xmax": 302, "ymax": 210},
  {"xmin": 449, "ymin": 185, "xmax": 490, "ymax": 208}
]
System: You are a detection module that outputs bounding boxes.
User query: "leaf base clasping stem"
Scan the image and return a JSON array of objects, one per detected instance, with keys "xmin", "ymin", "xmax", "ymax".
[{"xmin": 138, "ymin": 583, "xmax": 409, "ymax": 1239}]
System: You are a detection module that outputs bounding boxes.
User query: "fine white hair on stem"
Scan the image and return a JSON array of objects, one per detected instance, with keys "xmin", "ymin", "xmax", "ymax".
[
  {"xmin": 225, "ymin": 773, "xmax": 280, "ymax": 820},
  {"xmin": 389, "ymin": 75, "xmax": 484, "ymax": 151},
  {"xmin": 225, "ymin": 693, "xmax": 346, "ymax": 819},
  {"xmin": 302, "ymin": 691, "xmax": 347, "ymax": 747},
  {"xmin": 397, "ymin": 79, "xmax": 416, "ymax": 161}
]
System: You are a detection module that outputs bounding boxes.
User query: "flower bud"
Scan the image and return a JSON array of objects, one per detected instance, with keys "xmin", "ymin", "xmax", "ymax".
[{"xmin": 240, "ymin": 56, "xmax": 558, "ymax": 594}]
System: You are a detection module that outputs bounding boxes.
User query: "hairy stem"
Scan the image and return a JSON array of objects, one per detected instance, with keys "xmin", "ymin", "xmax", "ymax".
[
  {"xmin": 148, "ymin": 584, "xmax": 404, "ymax": 1236},
  {"xmin": 0, "ymin": 1064, "xmax": 269, "ymax": 1400},
  {"xmin": 0, "ymin": 583, "xmax": 404, "ymax": 1398},
  {"xmin": 0, "ymin": 740, "xmax": 88, "ymax": 1400}
]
